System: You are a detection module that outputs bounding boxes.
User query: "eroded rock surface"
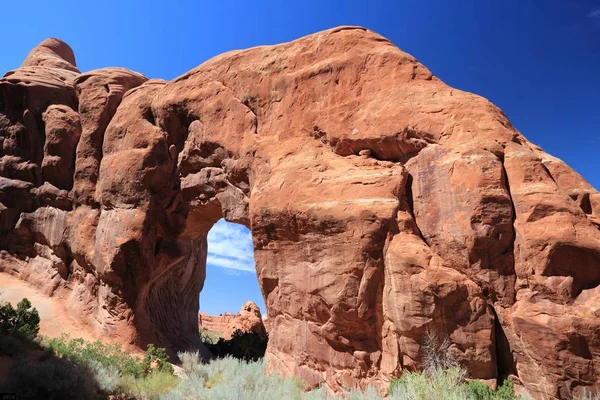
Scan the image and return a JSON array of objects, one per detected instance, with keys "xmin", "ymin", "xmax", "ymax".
[
  {"xmin": 199, "ymin": 312, "xmax": 236, "ymax": 333},
  {"xmin": 0, "ymin": 28, "xmax": 599, "ymax": 399},
  {"xmin": 222, "ymin": 301, "xmax": 267, "ymax": 340}
]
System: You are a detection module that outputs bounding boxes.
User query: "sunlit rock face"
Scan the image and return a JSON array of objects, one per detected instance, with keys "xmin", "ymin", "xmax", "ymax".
[
  {"xmin": 1, "ymin": 28, "xmax": 599, "ymax": 399},
  {"xmin": 220, "ymin": 301, "xmax": 267, "ymax": 340}
]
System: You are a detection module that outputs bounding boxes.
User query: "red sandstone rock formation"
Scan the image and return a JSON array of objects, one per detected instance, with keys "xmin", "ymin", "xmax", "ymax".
[
  {"xmin": 221, "ymin": 301, "xmax": 267, "ymax": 340},
  {"xmin": 0, "ymin": 28, "xmax": 599, "ymax": 398},
  {"xmin": 198, "ymin": 312, "xmax": 236, "ymax": 333}
]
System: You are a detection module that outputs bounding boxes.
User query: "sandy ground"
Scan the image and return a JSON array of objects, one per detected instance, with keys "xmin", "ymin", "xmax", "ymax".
[{"xmin": 0, "ymin": 272, "xmax": 97, "ymax": 342}]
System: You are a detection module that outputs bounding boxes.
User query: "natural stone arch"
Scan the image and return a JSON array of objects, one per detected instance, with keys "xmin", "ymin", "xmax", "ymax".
[{"xmin": 1, "ymin": 28, "xmax": 599, "ymax": 399}]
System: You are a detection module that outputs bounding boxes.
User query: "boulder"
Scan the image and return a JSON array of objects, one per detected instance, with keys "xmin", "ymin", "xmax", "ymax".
[{"xmin": 222, "ymin": 301, "xmax": 267, "ymax": 340}]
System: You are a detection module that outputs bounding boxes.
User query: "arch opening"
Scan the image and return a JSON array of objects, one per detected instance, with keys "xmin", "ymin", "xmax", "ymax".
[{"xmin": 199, "ymin": 218, "xmax": 267, "ymax": 341}]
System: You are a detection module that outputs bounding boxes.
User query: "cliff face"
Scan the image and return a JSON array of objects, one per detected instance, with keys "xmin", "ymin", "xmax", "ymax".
[
  {"xmin": 199, "ymin": 312, "xmax": 236, "ymax": 333},
  {"xmin": 1, "ymin": 28, "xmax": 599, "ymax": 398}
]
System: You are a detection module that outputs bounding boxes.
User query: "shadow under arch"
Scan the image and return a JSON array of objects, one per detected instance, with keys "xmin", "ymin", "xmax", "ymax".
[{"xmin": 139, "ymin": 164, "xmax": 253, "ymax": 360}]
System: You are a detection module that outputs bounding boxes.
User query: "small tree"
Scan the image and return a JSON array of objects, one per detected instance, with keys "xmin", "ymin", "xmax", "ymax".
[
  {"xmin": 143, "ymin": 344, "xmax": 174, "ymax": 374},
  {"xmin": 0, "ymin": 298, "xmax": 40, "ymax": 339}
]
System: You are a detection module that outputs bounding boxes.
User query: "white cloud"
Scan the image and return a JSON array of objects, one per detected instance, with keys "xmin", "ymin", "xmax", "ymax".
[
  {"xmin": 589, "ymin": 7, "xmax": 600, "ymax": 18},
  {"xmin": 206, "ymin": 219, "xmax": 256, "ymax": 273}
]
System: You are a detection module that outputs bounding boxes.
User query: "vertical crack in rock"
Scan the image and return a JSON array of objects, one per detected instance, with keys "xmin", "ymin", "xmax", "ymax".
[
  {"xmin": 540, "ymin": 161, "xmax": 557, "ymax": 185},
  {"xmin": 404, "ymin": 172, "xmax": 428, "ymax": 244},
  {"xmin": 215, "ymin": 79, "xmax": 259, "ymax": 136},
  {"xmin": 489, "ymin": 304, "xmax": 517, "ymax": 384},
  {"xmin": 498, "ymin": 153, "xmax": 518, "ymax": 304}
]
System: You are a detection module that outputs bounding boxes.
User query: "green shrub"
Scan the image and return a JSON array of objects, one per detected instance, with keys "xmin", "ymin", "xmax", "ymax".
[
  {"xmin": 40, "ymin": 335, "xmax": 178, "ymax": 397},
  {"xmin": 121, "ymin": 370, "xmax": 179, "ymax": 399},
  {"xmin": 144, "ymin": 343, "xmax": 174, "ymax": 375},
  {"xmin": 0, "ymin": 298, "xmax": 40, "ymax": 339},
  {"xmin": 465, "ymin": 380, "xmax": 496, "ymax": 399},
  {"xmin": 390, "ymin": 367, "xmax": 469, "ymax": 400},
  {"xmin": 86, "ymin": 359, "xmax": 121, "ymax": 393},
  {"xmin": 42, "ymin": 334, "xmax": 146, "ymax": 377},
  {"xmin": 387, "ymin": 331, "xmax": 519, "ymax": 400},
  {"xmin": 495, "ymin": 379, "xmax": 517, "ymax": 399},
  {"xmin": 463, "ymin": 378, "xmax": 518, "ymax": 400},
  {"xmin": 162, "ymin": 355, "xmax": 313, "ymax": 400},
  {"xmin": 200, "ymin": 328, "xmax": 222, "ymax": 344},
  {"xmin": 41, "ymin": 335, "xmax": 174, "ymax": 377},
  {"xmin": 388, "ymin": 371, "xmax": 521, "ymax": 400}
]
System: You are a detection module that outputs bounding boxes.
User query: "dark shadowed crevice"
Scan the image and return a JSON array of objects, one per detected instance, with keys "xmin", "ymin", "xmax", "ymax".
[
  {"xmin": 545, "ymin": 244, "xmax": 600, "ymax": 296},
  {"xmin": 489, "ymin": 305, "xmax": 517, "ymax": 383},
  {"xmin": 572, "ymin": 193, "xmax": 593, "ymax": 215},
  {"xmin": 241, "ymin": 94, "xmax": 259, "ymax": 117},
  {"xmin": 499, "ymin": 159, "xmax": 517, "ymax": 259},
  {"xmin": 405, "ymin": 173, "xmax": 428, "ymax": 244},
  {"xmin": 260, "ymin": 277, "xmax": 278, "ymax": 299},
  {"xmin": 498, "ymin": 157, "xmax": 518, "ymax": 305},
  {"xmin": 142, "ymin": 107, "xmax": 156, "ymax": 126},
  {"xmin": 566, "ymin": 331, "xmax": 592, "ymax": 360},
  {"xmin": 143, "ymin": 236, "xmax": 212, "ymax": 359},
  {"xmin": 580, "ymin": 193, "xmax": 593, "ymax": 215},
  {"xmin": 539, "ymin": 162, "xmax": 557, "ymax": 185},
  {"xmin": 310, "ymin": 125, "xmax": 435, "ymax": 163}
]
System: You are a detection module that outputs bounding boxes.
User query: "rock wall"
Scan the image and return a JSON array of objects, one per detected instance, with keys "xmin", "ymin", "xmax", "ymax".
[
  {"xmin": 199, "ymin": 312, "xmax": 236, "ymax": 333},
  {"xmin": 0, "ymin": 28, "xmax": 599, "ymax": 398}
]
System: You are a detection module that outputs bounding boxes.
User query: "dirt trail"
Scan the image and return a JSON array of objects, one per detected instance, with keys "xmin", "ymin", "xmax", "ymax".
[{"xmin": 0, "ymin": 272, "xmax": 97, "ymax": 342}]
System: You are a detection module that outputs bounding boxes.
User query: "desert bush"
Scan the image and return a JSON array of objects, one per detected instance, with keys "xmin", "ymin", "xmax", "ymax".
[
  {"xmin": 41, "ymin": 334, "xmax": 177, "ymax": 398},
  {"xmin": 42, "ymin": 335, "xmax": 172, "ymax": 378},
  {"xmin": 345, "ymin": 385, "xmax": 382, "ymax": 400},
  {"xmin": 302, "ymin": 385, "xmax": 336, "ymax": 400},
  {"xmin": 465, "ymin": 379, "xmax": 517, "ymax": 400},
  {"xmin": 388, "ymin": 369, "xmax": 522, "ymax": 399},
  {"xmin": 165, "ymin": 352, "xmax": 386, "ymax": 400},
  {"xmin": 387, "ymin": 331, "xmax": 520, "ymax": 400},
  {"xmin": 0, "ymin": 298, "xmax": 40, "ymax": 339},
  {"xmin": 205, "ymin": 329, "xmax": 268, "ymax": 361},
  {"xmin": 200, "ymin": 327, "xmax": 222, "ymax": 344},
  {"xmin": 42, "ymin": 334, "xmax": 146, "ymax": 377},
  {"xmin": 144, "ymin": 343, "xmax": 174, "ymax": 375},
  {"xmin": 163, "ymin": 354, "xmax": 313, "ymax": 400},
  {"xmin": 389, "ymin": 367, "xmax": 469, "ymax": 400},
  {"xmin": 120, "ymin": 370, "xmax": 179, "ymax": 399},
  {"xmin": 86, "ymin": 359, "xmax": 121, "ymax": 393},
  {"xmin": 170, "ymin": 349, "xmax": 527, "ymax": 400},
  {"xmin": 0, "ymin": 354, "xmax": 97, "ymax": 400},
  {"xmin": 576, "ymin": 389, "xmax": 600, "ymax": 400}
]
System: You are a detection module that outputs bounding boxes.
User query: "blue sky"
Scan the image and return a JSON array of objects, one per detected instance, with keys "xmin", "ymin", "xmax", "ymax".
[
  {"xmin": 2, "ymin": 0, "xmax": 599, "ymax": 315},
  {"xmin": 202, "ymin": 219, "xmax": 265, "ymax": 315}
]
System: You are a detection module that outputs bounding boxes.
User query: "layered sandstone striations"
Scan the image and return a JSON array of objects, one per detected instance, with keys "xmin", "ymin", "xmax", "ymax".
[
  {"xmin": 199, "ymin": 312, "xmax": 236, "ymax": 333},
  {"xmin": 0, "ymin": 28, "xmax": 599, "ymax": 399}
]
